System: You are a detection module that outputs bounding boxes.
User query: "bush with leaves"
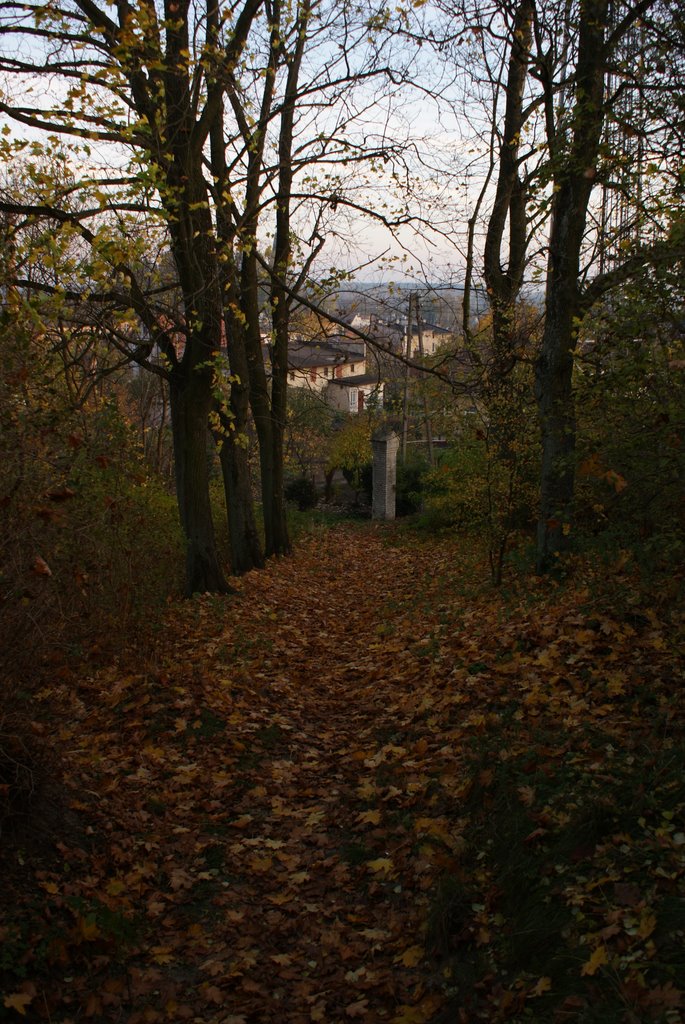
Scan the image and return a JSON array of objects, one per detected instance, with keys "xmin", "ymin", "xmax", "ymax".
[
  {"xmin": 284, "ymin": 476, "xmax": 319, "ymax": 511},
  {"xmin": 574, "ymin": 273, "xmax": 685, "ymax": 581},
  {"xmin": 0, "ymin": 308, "xmax": 183, "ymax": 687},
  {"xmin": 326, "ymin": 415, "xmax": 375, "ymax": 504},
  {"xmin": 419, "ymin": 364, "xmax": 539, "ymax": 582},
  {"xmin": 285, "ymin": 388, "xmax": 336, "ymax": 481},
  {"xmin": 395, "ymin": 451, "xmax": 431, "ymax": 516}
]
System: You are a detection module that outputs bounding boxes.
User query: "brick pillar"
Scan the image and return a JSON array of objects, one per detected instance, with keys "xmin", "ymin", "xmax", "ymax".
[{"xmin": 372, "ymin": 428, "xmax": 400, "ymax": 520}]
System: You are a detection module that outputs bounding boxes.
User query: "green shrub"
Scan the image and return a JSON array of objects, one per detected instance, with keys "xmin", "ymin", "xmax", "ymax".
[
  {"xmin": 574, "ymin": 280, "xmax": 685, "ymax": 583},
  {"xmin": 284, "ymin": 476, "xmax": 319, "ymax": 511},
  {"xmin": 395, "ymin": 451, "xmax": 431, "ymax": 516},
  {"xmin": 0, "ymin": 317, "xmax": 184, "ymax": 686}
]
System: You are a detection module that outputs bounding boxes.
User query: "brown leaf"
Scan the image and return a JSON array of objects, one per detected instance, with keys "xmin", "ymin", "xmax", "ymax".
[
  {"xmin": 32, "ymin": 555, "xmax": 52, "ymax": 577},
  {"xmin": 47, "ymin": 485, "xmax": 76, "ymax": 501},
  {"xmin": 203, "ymin": 985, "xmax": 224, "ymax": 1005},
  {"xmin": 345, "ymin": 999, "xmax": 369, "ymax": 1018}
]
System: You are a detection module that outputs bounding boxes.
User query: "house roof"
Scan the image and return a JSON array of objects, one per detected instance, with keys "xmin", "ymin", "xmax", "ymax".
[
  {"xmin": 327, "ymin": 373, "xmax": 382, "ymax": 387},
  {"xmin": 288, "ymin": 344, "xmax": 344, "ymax": 369},
  {"xmin": 288, "ymin": 336, "xmax": 365, "ymax": 370},
  {"xmin": 411, "ymin": 321, "xmax": 452, "ymax": 335}
]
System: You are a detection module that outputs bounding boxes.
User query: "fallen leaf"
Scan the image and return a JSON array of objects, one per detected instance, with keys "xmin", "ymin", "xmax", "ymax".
[
  {"xmin": 393, "ymin": 944, "xmax": 424, "ymax": 967},
  {"xmin": 3, "ymin": 993, "xmax": 33, "ymax": 1017},
  {"xmin": 32, "ymin": 555, "xmax": 52, "ymax": 577},
  {"xmin": 391, "ymin": 996, "xmax": 444, "ymax": 1023},
  {"xmin": 203, "ymin": 985, "xmax": 224, "ymax": 1005},
  {"xmin": 345, "ymin": 999, "xmax": 369, "ymax": 1018},
  {"xmin": 366, "ymin": 857, "xmax": 394, "ymax": 876},
  {"xmin": 530, "ymin": 976, "xmax": 552, "ymax": 997},
  {"xmin": 581, "ymin": 946, "xmax": 608, "ymax": 976},
  {"xmin": 357, "ymin": 809, "xmax": 381, "ymax": 825}
]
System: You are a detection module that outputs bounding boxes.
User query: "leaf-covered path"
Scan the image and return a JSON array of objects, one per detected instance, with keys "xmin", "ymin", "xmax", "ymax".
[
  {"xmin": 4, "ymin": 523, "xmax": 685, "ymax": 1023},
  {"xmin": 23, "ymin": 524, "xmax": 469, "ymax": 1023}
]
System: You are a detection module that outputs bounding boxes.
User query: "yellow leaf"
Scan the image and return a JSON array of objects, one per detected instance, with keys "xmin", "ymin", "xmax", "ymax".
[
  {"xmin": 3, "ymin": 993, "xmax": 33, "ymax": 1016},
  {"xmin": 78, "ymin": 915, "xmax": 101, "ymax": 941},
  {"xmin": 637, "ymin": 912, "xmax": 657, "ymax": 939},
  {"xmin": 393, "ymin": 944, "xmax": 424, "ymax": 967},
  {"xmin": 288, "ymin": 871, "xmax": 309, "ymax": 886},
  {"xmin": 357, "ymin": 809, "xmax": 381, "ymax": 825},
  {"xmin": 151, "ymin": 945, "xmax": 174, "ymax": 965},
  {"xmin": 413, "ymin": 816, "xmax": 460, "ymax": 849},
  {"xmin": 248, "ymin": 855, "xmax": 273, "ymax": 874},
  {"xmin": 530, "ymin": 976, "xmax": 552, "ymax": 997},
  {"xmin": 231, "ymin": 814, "xmax": 253, "ymax": 829},
  {"xmin": 581, "ymin": 946, "xmax": 608, "ymax": 976},
  {"xmin": 366, "ymin": 857, "xmax": 394, "ymax": 876}
]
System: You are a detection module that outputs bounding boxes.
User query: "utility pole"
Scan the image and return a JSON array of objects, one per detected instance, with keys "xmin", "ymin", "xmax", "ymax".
[
  {"xmin": 414, "ymin": 296, "xmax": 435, "ymax": 467},
  {"xmin": 400, "ymin": 292, "xmax": 412, "ymax": 459}
]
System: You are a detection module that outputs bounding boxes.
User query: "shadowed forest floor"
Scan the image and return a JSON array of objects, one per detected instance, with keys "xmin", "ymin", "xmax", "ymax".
[{"xmin": 2, "ymin": 523, "xmax": 684, "ymax": 1023}]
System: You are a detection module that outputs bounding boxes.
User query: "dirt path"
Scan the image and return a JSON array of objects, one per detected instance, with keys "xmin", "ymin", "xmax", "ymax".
[
  {"xmin": 7, "ymin": 522, "xmax": 685, "ymax": 1023},
  {"xmin": 38, "ymin": 524, "xmax": 474, "ymax": 1023}
]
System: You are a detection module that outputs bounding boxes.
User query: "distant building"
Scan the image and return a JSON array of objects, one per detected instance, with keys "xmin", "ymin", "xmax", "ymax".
[
  {"xmin": 326, "ymin": 373, "xmax": 384, "ymax": 414},
  {"xmin": 284, "ymin": 313, "xmax": 451, "ymax": 413},
  {"xmin": 408, "ymin": 321, "xmax": 453, "ymax": 357},
  {"xmin": 287, "ymin": 335, "xmax": 367, "ymax": 396}
]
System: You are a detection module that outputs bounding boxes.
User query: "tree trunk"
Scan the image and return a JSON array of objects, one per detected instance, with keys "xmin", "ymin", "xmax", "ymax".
[
  {"xmin": 263, "ymin": 0, "xmax": 311, "ymax": 559},
  {"xmin": 534, "ymin": 276, "xmax": 578, "ymax": 572},
  {"xmin": 217, "ymin": 418, "xmax": 264, "ymax": 574},
  {"xmin": 534, "ymin": 0, "xmax": 608, "ymax": 573},
  {"xmin": 217, "ymin": 304, "xmax": 264, "ymax": 573},
  {"xmin": 268, "ymin": 365, "xmax": 291, "ymax": 556},
  {"xmin": 170, "ymin": 370, "xmax": 230, "ymax": 596},
  {"xmin": 240, "ymin": 249, "xmax": 279, "ymax": 556}
]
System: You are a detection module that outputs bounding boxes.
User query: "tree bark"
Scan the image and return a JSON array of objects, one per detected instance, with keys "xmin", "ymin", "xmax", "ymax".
[
  {"xmin": 170, "ymin": 369, "xmax": 230, "ymax": 595},
  {"xmin": 218, "ymin": 427, "xmax": 264, "ymax": 574},
  {"xmin": 534, "ymin": 0, "xmax": 609, "ymax": 572},
  {"xmin": 215, "ymin": 320, "xmax": 264, "ymax": 574},
  {"xmin": 483, "ymin": 0, "xmax": 533, "ymax": 352}
]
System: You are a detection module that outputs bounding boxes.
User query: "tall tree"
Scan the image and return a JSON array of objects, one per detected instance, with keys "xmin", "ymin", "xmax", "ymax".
[
  {"xmin": 0, "ymin": 0, "xmax": 417, "ymax": 588},
  {"xmin": 532, "ymin": 0, "xmax": 685, "ymax": 570},
  {"xmin": 0, "ymin": 0, "xmax": 269, "ymax": 593},
  {"xmin": 443, "ymin": 0, "xmax": 685, "ymax": 571}
]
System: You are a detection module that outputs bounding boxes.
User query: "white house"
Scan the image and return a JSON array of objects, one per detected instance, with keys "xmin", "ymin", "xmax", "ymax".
[
  {"xmin": 287, "ymin": 336, "xmax": 366, "ymax": 393},
  {"xmin": 326, "ymin": 373, "xmax": 384, "ymax": 414}
]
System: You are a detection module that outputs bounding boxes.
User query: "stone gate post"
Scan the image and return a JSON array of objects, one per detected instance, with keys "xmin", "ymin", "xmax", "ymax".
[{"xmin": 372, "ymin": 428, "xmax": 400, "ymax": 520}]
